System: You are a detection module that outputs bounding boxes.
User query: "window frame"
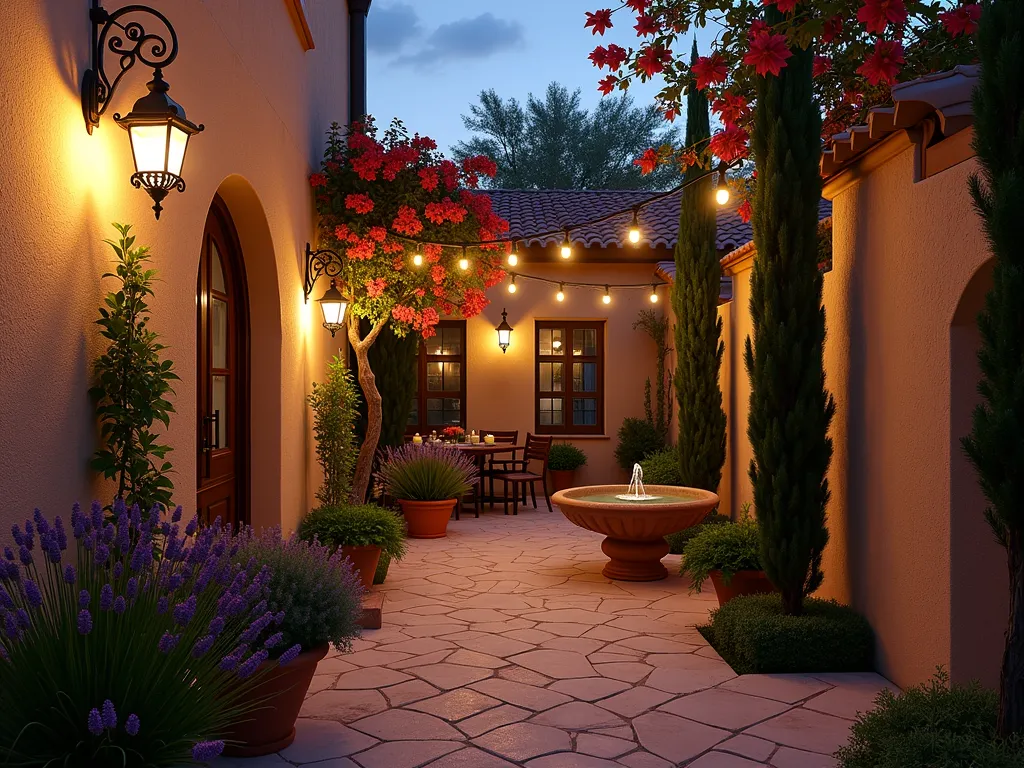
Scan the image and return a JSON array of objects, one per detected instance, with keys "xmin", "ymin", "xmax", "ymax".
[
  {"xmin": 407, "ymin": 320, "xmax": 467, "ymax": 435},
  {"xmin": 534, "ymin": 320, "xmax": 605, "ymax": 436}
]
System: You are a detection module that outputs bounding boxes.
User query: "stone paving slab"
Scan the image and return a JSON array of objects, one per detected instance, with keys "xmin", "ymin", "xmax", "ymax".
[{"xmin": 208, "ymin": 508, "xmax": 893, "ymax": 767}]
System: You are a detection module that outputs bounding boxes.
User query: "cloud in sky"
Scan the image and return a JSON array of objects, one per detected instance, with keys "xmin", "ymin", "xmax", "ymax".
[
  {"xmin": 390, "ymin": 13, "xmax": 525, "ymax": 68},
  {"xmin": 366, "ymin": 3, "xmax": 422, "ymax": 54}
]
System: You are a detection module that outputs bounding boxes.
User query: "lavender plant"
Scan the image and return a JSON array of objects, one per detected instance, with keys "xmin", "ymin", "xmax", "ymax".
[
  {"xmin": 0, "ymin": 500, "xmax": 297, "ymax": 766},
  {"xmin": 377, "ymin": 443, "xmax": 479, "ymax": 502},
  {"xmin": 235, "ymin": 528, "xmax": 363, "ymax": 654}
]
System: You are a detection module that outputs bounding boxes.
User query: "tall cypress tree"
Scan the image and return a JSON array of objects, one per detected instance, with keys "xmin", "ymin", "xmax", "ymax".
[
  {"xmin": 356, "ymin": 321, "xmax": 419, "ymax": 450},
  {"xmin": 673, "ymin": 40, "xmax": 727, "ymax": 494},
  {"xmin": 962, "ymin": 0, "xmax": 1024, "ymax": 736},
  {"xmin": 744, "ymin": 11, "xmax": 835, "ymax": 617}
]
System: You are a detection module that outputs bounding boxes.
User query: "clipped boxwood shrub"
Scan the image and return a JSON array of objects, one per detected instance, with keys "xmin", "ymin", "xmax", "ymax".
[
  {"xmin": 299, "ymin": 504, "xmax": 407, "ymax": 561},
  {"xmin": 639, "ymin": 448, "xmax": 683, "ymax": 485},
  {"xmin": 665, "ymin": 512, "xmax": 731, "ymax": 554},
  {"xmin": 549, "ymin": 443, "xmax": 588, "ymax": 471},
  {"xmin": 700, "ymin": 593, "xmax": 874, "ymax": 674},
  {"xmin": 614, "ymin": 417, "xmax": 666, "ymax": 471},
  {"xmin": 836, "ymin": 670, "xmax": 1024, "ymax": 768}
]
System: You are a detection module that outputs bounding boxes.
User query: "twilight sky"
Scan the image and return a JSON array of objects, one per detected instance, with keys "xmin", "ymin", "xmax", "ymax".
[{"xmin": 366, "ymin": 1, "xmax": 715, "ymax": 154}]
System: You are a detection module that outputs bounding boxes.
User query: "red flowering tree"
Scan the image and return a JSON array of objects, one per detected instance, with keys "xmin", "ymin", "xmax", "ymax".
[
  {"xmin": 312, "ymin": 119, "xmax": 508, "ymax": 502},
  {"xmin": 587, "ymin": 0, "xmax": 977, "ymax": 195}
]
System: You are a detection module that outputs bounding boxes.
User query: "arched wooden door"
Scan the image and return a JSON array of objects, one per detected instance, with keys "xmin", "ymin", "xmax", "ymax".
[{"xmin": 196, "ymin": 197, "xmax": 250, "ymax": 527}]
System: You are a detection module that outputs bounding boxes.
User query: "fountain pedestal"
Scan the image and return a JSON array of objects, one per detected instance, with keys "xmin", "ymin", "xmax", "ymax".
[{"xmin": 601, "ymin": 536, "xmax": 671, "ymax": 581}]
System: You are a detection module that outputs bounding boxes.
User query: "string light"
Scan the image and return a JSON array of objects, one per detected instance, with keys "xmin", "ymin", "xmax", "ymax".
[
  {"xmin": 508, "ymin": 274, "xmax": 517, "ymax": 294},
  {"xmin": 508, "ymin": 241, "xmax": 519, "ymax": 267},
  {"xmin": 412, "ymin": 243, "xmax": 423, "ymax": 267},
  {"xmin": 650, "ymin": 284, "xmax": 659, "ymax": 303},
  {"xmin": 602, "ymin": 285, "xmax": 611, "ymax": 305},
  {"xmin": 715, "ymin": 167, "xmax": 730, "ymax": 206},
  {"xmin": 458, "ymin": 246, "xmax": 470, "ymax": 271},
  {"xmin": 556, "ymin": 283, "xmax": 565, "ymax": 302},
  {"xmin": 628, "ymin": 208, "xmax": 641, "ymax": 245},
  {"xmin": 560, "ymin": 229, "xmax": 572, "ymax": 259}
]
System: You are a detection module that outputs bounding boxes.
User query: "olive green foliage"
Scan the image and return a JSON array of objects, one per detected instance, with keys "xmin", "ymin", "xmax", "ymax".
[
  {"xmin": 836, "ymin": 670, "xmax": 1024, "ymax": 768},
  {"xmin": 633, "ymin": 310, "xmax": 673, "ymax": 443},
  {"xmin": 962, "ymin": 0, "xmax": 1024, "ymax": 736},
  {"xmin": 673, "ymin": 41, "xmax": 726, "ymax": 495},
  {"xmin": 681, "ymin": 518, "xmax": 761, "ymax": 592},
  {"xmin": 615, "ymin": 417, "xmax": 666, "ymax": 471},
  {"xmin": 665, "ymin": 512, "xmax": 731, "ymax": 555},
  {"xmin": 745, "ymin": 17, "xmax": 835, "ymax": 616},
  {"xmin": 640, "ymin": 448, "xmax": 684, "ymax": 485},
  {"xmin": 309, "ymin": 356, "xmax": 361, "ymax": 507},
  {"xmin": 700, "ymin": 593, "xmax": 874, "ymax": 674},
  {"xmin": 549, "ymin": 444, "xmax": 588, "ymax": 471},
  {"xmin": 90, "ymin": 223, "xmax": 178, "ymax": 512},
  {"xmin": 378, "ymin": 443, "xmax": 478, "ymax": 501},
  {"xmin": 356, "ymin": 321, "xmax": 420, "ymax": 450},
  {"xmin": 300, "ymin": 504, "xmax": 407, "ymax": 560}
]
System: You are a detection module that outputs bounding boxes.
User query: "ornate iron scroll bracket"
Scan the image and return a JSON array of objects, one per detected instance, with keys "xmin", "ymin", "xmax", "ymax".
[{"xmin": 304, "ymin": 243, "xmax": 345, "ymax": 303}]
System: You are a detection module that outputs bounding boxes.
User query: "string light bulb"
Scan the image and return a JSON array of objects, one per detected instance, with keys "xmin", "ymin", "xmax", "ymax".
[
  {"xmin": 715, "ymin": 168, "xmax": 730, "ymax": 206},
  {"xmin": 628, "ymin": 209, "xmax": 641, "ymax": 245},
  {"xmin": 560, "ymin": 229, "xmax": 572, "ymax": 259},
  {"xmin": 508, "ymin": 241, "xmax": 519, "ymax": 267},
  {"xmin": 458, "ymin": 247, "xmax": 469, "ymax": 271},
  {"xmin": 412, "ymin": 243, "xmax": 423, "ymax": 267},
  {"xmin": 556, "ymin": 283, "xmax": 565, "ymax": 302},
  {"xmin": 508, "ymin": 274, "xmax": 517, "ymax": 294},
  {"xmin": 602, "ymin": 285, "xmax": 611, "ymax": 305},
  {"xmin": 650, "ymin": 284, "xmax": 659, "ymax": 303}
]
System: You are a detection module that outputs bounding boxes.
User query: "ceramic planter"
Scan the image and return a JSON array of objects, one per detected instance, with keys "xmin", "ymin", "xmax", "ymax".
[
  {"xmin": 340, "ymin": 544, "xmax": 382, "ymax": 591},
  {"xmin": 399, "ymin": 499, "xmax": 457, "ymax": 538},
  {"xmin": 709, "ymin": 569, "xmax": 777, "ymax": 606},
  {"xmin": 549, "ymin": 469, "xmax": 577, "ymax": 492},
  {"xmin": 222, "ymin": 644, "xmax": 329, "ymax": 756}
]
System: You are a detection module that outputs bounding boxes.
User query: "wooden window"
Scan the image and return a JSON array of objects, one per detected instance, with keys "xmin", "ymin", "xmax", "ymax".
[
  {"xmin": 408, "ymin": 321, "xmax": 466, "ymax": 435},
  {"xmin": 535, "ymin": 321, "xmax": 605, "ymax": 435}
]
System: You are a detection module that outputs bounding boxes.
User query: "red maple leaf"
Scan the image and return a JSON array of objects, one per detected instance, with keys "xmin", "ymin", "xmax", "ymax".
[
  {"xmin": 626, "ymin": 0, "xmax": 649, "ymax": 11},
  {"xmin": 857, "ymin": 39, "xmax": 904, "ymax": 85},
  {"xmin": 637, "ymin": 44, "xmax": 672, "ymax": 78},
  {"xmin": 634, "ymin": 148, "xmax": 659, "ymax": 175},
  {"xmin": 813, "ymin": 55, "xmax": 833, "ymax": 77},
  {"xmin": 712, "ymin": 93, "xmax": 750, "ymax": 125},
  {"xmin": 856, "ymin": 0, "xmax": 908, "ymax": 34},
  {"xmin": 709, "ymin": 125, "xmax": 750, "ymax": 163},
  {"xmin": 940, "ymin": 4, "xmax": 980, "ymax": 36},
  {"xmin": 822, "ymin": 15, "xmax": 844, "ymax": 42},
  {"xmin": 634, "ymin": 14, "xmax": 658, "ymax": 36},
  {"xmin": 743, "ymin": 32, "xmax": 793, "ymax": 76},
  {"xmin": 585, "ymin": 9, "xmax": 614, "ymax": 35},
  {"xmin": 598, "ymin": 75, "xmax": 618, "ymax": 95},
  {"xmin": 605, "ymin": 44, "xmax": 628, "ymax": 70},
  {"xmin": 590, "ymin": 45, "xmax": 609, "ymax": 68},
  {"xmin": 691, "ymin": 54, "xmax": 727, "ymax": 90},
  {"xmin": 737, "ymin": 199, "xmax": 753, "ymax": 223}
]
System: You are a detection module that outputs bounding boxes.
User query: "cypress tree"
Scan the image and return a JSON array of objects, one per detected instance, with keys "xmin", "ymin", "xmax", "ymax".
[
  {"xmin": 744, "ymin": 11, "xmax": 835, "ymax": 617},
  {"xmin": 356, "ymin": 321, "xmax": 419, "ymax": 450},
  {"xmin": 962, "ymin": 0, "xmax": 1024, "ymax": 735},
  {"xmin": 673, "ymin": 40, "xmax": 727, "ymax": 493}
]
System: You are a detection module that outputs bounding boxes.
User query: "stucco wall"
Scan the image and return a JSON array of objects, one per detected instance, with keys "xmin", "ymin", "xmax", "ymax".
[
  {"xmin": 466, "ymin": 262, "xmax": 662, "ymax": 487},
  {"xmin": 0, "ymin": 1, "xmax": 346, "ymax": 534}
]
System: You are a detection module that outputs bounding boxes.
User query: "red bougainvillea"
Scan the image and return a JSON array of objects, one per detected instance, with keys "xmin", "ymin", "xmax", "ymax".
[{"xmin": 311, "ymin": 119, "xmax": 509, "ymax": 339}]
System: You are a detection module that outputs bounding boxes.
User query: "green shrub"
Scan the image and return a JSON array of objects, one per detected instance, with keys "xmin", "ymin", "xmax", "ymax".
[
  {"xmin": 549, "ymin": 444, "xmax": 587, "ymax": 471},
  {"xmin": 378, "ymin": 442, "xmax": 478, "ymax": 501},
  {"xmin": 639, "ymin": 448, "xmax": 683, "ymax": 485},
  {"xmin": 309, "ymin": 356, "xmax": 361, "ymax": 507},
  {"xmin": 236, "ymin": 527, "xmax": 364, "ymax": 654},
  {"xmin": 665, "ymin": 512, "xmax": 731, "ymax": 554},
  {"xmin": 614, "ymin": 417, "xmax": 666, "ymax": 471},
  {"xmin": 836, "ymin": 669, "xmax": 1024, "ymax": 768},
  {"xmin": 299, "ymin": 504, "xmax": 407, "ymax": 560},
  {"xmin": 373, "ymin": 551, "xmax": 392, "ymax": 584},
  {"xmin": 701, "ymin": 593, "xmax": 874, "ymax": 674},
  {"xmin": 681, "ymin": 518, "xmax": 761, "ymax": 592}
]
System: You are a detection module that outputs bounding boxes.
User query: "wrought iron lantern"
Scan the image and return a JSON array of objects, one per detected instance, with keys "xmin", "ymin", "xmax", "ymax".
[
  {"xmin": 496, "ymin": 309, "xmax": 513, "ymax": 354},
  {"xmin": 82, "ymin": 0, "xmax": 203, "ymax": 219},
  {"xmin": 318, "ymin": 279, "xmax": 349, "ymax": 338},
  {"xmin": 304, "ymin": 243, "xmax": 348, "ymax": 336}
]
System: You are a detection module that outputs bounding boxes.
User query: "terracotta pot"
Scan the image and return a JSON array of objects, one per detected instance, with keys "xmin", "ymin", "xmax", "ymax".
[
  {"xmin": 399, "ymin": 499, "xmax": 457, "ymax": 538},
  {"xmin": 222, "ymin": 644, "xmax": 329, "ymax": 756},
  {"xmin": 340, "ymin": 544, "xmax": 382, "ymax": 591},
  {"xmin": 709, "ymin": 569, "xmax": 777, "ymax": 606},
  {"xmin": 549, "ymin": 469, "xmax": 577, "ymax": 492}
]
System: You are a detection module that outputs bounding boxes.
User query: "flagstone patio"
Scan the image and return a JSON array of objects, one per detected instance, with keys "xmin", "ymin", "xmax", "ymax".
[{"xmin": 213, "ymin": 507, "xmax": 894, "ymax": 768}]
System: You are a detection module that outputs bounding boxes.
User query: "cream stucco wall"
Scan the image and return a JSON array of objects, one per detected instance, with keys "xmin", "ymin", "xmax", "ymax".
[
  {"xmin": 0, "ymin": 0, "xmax": 347, "ymax": 534},
  {"xmin": 466, "ymin": 262, "xmax": 662, "ymax": 486},
  {"xmin": 716, "ymin": 134, "xmax": 1002, "ymax": 689}
]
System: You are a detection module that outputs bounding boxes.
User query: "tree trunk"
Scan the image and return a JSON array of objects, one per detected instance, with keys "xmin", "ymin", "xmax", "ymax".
[
  {"xmin": 348, "ymin": 318, "xmax": 387, "ymax": 504},
  {"xmin": 999, "ymin": 533, "xmax": 1024, "ymax": 736},
  {"xmin": 781, "ymin": 588, "xmax": 803, "ymax": 617}
]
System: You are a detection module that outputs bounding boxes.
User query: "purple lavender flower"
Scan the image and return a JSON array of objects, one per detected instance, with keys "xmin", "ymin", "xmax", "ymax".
[
  {"xmin": 129, "ymin": 537, "xmax": 152, "ymax": 572},
  {"xmin": 191, "ymin": 634, "xmax": 216, "ymax": 658},
  {"xmin": 185, "ymin": 516, "xmax": 199, "ymax": 537},
  {"xmin": 78, "ymin": 589, "xmax": 90, "ymax": 608},
  {"xmin": 83, "ymin": 533, "xmax": 94, "ymax": 552},
  {"xmin": 278, "ymin": 644, "xmax": 303, "ymax": 666},
  {"xmin": 14, "ymin": 609, "xmax": 29, "ymax": 630},
  {"xmin": 173, "ymin": 595, "xmax": 197, "ymax": 627},
  {"xmin": 115, "ymin": 514, "xmax": 130, "ymax": 553},
  {"xmin": 125, "ymin": 713, "xmax": 140, "ymax": 736},
  {"xmin": 102, "ymin": 523, "xmax": 115, "ymax": 545},
  {"xmin": 0, "ymin": 587, "xmax": 13, "ymax": 611},
  {"xmin": 90, "ymin": 501, "xmax": 103, "ymax": 531},
  {"xmin": 219, "ymin": 645, "xmax": 246, "ymax": 671},
  {"xmin": 87, "ymin": 707, "xmax": 103, "ymax": 736},
  {"xmin": 237, "ymin": 649, "xmax": 269, "ymax": 678},
  {"xmin": 54, "ymin": 515, "xmax": 67, "ymax": 550},
  {"xmin": 0, "ymin": 642, "xmax": 9, "ymax": 661},
  {"xmin": 166, "ymin": 573, "xmax": 183, "ymax": 591},
  {"xmin": 112, "ymin": 562, "xmax": 123, "ymax": 579},
  {"xmin": 18, "ymin": 546, "xmax": 31, "ymax": 567},
  {"xmin": 156, "ymin": 597, "xmax": 169, "ymax": 615},
  {"xmin": 10, "ymin": 526, "xmax": 23, "ymax": 547},
  {"xmin": 63, "ymin": 565, "xmax": 76, "ymax": 585},
  {"xmin": 95, "ymin": 543, "xmax": 110, "ymax": 565},
  {"xmin": 171, "ymin": 506, "xmax": 183, "ymax": 523},
  {"xmin": 263, "ymin": 632, "xmax": 284, "ymax": 649},
  {"xmin": 129, "ymin": 504, "xmax": 142, "ymax": 529},
  {"xmin": 32, "ymin": 510, "xmax": 48, "ymax": 536},
  {"xmin": 148, "ymin": 506, "xmax": 160, "ymax": 527},
  {"xmin": 77, "ymin": 609, "xmax": 93, "ymax": 635},
  {"xmin": 101, "ymin": 699, "xmax": 117, "ymax": 729},
  {"xmin": 2, "ymin": 547, "xmax": 12, "ymax": 561},
  {"xmin": 240, "ymin": 611, "xmax": 274, "ymax": 645},
  {"xmin": 208, "ymin": 615, "xmax": 225, "ymax": 636},
  {"xmin": 191, "ymin": 741, "xmax": 224, "ymax": 761},
  {"xmin": 157, "ymin": 632, "xmax": 180, "ymax": 653},
  {"xmin": 23, "ymin": 580, "xmax": 42, "ymax": 609},
  {"xmin": 100, "ymin": 584, "xmax": 114, "ymax": 611},
  {"xmin": 274, "ymin": 610, "xmax": 286, "ymax": 625},
  {"xmin": 126, "ymin": 577, "xmax": 138, "ymax": 599},
  {"xmin": 3, "ymin": 611, "xmax": 18, "ymax": 638},
  {"xmin": 113, "ymin": 596, "xmax": 126, "ymax": 614},
  {"xmin": 44, "ymin": 537, "xmax": 61, "ymax": 564}
]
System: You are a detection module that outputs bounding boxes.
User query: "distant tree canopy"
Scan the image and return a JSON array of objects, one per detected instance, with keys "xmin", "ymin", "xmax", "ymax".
[{"xmin": 453, "ymin": 82, "xmax": 680, "ymax": 191}]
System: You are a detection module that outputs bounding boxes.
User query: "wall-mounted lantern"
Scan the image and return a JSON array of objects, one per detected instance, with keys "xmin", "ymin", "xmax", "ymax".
[
  {"xmin": 82, "ymin": 0, "xmax": 203, "ymax": 219},
  {"xmin": 318, "ymin": 279, "xmax": 349, "ymax": 338},
  {"xmin": 496, "ymin": 309, "xmax": 513, "ymax": 354},
  {"xmin": 304, "ymin": 243, "xmax": 348, "ymax": 336}
]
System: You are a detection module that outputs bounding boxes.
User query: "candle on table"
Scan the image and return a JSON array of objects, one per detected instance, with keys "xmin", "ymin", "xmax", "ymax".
[
  {"xmin": 484, "ymin": 434, "xmax": 495, "ymax": 445},
  {"xmin": 412, "ymin": 433, "xmax": 422, "ymax": 444}
]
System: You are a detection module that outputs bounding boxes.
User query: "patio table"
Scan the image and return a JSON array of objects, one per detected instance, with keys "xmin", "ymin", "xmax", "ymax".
[{"xmin": 452, "ymin": 443, "xmax": 522, "ymax": 517}]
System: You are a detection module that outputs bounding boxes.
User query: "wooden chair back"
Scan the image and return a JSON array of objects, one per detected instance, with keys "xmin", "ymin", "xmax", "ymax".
[
  {"xmin": 480, "ymin": 429, "xmax": 518, "ymax": 445},
  {"xmin": 523, "ymin": 433, "xmax": 553, "ymax": 472}
]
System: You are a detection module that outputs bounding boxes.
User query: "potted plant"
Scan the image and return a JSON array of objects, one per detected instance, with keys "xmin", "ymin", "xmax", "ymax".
[
  {"xmin": 378, "ymin": 442, "xmax": 478, "ymax": 538},
  {"xmin": 442, "ymin": 425, "xmax": 465, "ymax": 443},
  {"xmin": 299, "ymin": 503, "xmax": 407, "ymax": 590},
  {"xmin": 548, "ymin": 443, "xmax": 588, "ymax": 491},
  {"xmin": 681, "ymin": 517, "xmax": 777, "ymax": 606},
  {"xmin": 224, "ymin": 528, "xmax": 363, "ymax": 756}
]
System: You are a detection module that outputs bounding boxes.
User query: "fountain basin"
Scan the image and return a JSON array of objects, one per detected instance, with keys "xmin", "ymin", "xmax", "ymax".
[{"xmin": 552, "ymin": 484, "xmax": 719, "ymax": 581}]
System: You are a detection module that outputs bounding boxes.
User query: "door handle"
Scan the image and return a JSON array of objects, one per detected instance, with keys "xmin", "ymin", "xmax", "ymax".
[{"xmin": 202, "ymin": 410, "xmax": 220, "ymax": 452}]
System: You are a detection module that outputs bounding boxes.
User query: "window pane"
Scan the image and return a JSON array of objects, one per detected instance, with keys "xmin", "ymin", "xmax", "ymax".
[
  {"xmin": 211, "ymin": 242, "xmax": 226, "ymax": 294},
  {"xmin": 573, "ymin": 362, "xmax": 597, "ymax": 392},
  {"xmin": 539, "ymin": 362, "xmax": 563, "ymax": 392},
  {"xmin": 408, "ymin": 397, "xmax": 419, "ymax": 426},
  {"xmin": 573, "ymin": 397, "xmax": 597, "ymax": 426},
  {"xmin": 443, "ymin": 398, "xmax": 461, "ymax": 425},
  {"xmin": 213, "ymin": 375, "xmax": 228, "ymax": 448},
  {"xmin": 426, "ymin": 397, "xmax": 444, "ymax": 426},
  {"xmin": 444, "ymin": 362, "xmax": 461, "ymax": 391},
  {"xmin": 539, "ymin": 328, "xmax": 564, "ymax": 356},
  {"xmin": 573, "ymin": 329, "xmax": 597, "ymax": 356},
  {"xmin": 442, "ymin": 327, "xmax": 462, "ymax": 355},
  {"xmin": 425, "ymin": 335, "xmax": 442, "ymax": 356},
  {"xmin": 212, "ymin": 298, "xmax": 228, "ymax": 369},
  {"xmin": 539, "ymin": 397, "xmax": 564, "ymax": 426},
  {"xmin": 551, "ymin": 329, "xmax": 564, "ymax": 353},
  {"xmin": 427, "ymin": 362, "xmax": 443, "ymax": 391}
]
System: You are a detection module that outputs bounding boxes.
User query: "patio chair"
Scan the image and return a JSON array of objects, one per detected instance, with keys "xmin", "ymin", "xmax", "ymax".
[
  {"xmin": 492, "ymin": 433, "xmax": 554, "ymax": 515},
  {"xmin": 479, "ymin": 429, "xmax": 519, "ymax": 505}
]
